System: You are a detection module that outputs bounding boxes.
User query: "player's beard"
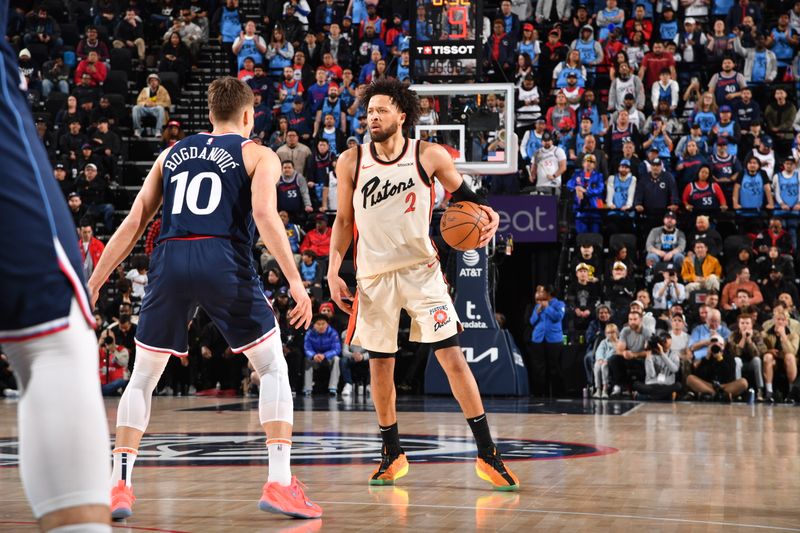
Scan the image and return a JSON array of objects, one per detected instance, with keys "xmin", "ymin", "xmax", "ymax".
[{"xmin": 370, "ymin": 121, "xmax": 399, "ymax": 143}]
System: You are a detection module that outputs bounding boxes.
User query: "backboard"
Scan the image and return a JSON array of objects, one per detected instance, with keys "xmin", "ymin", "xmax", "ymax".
[{"xmin": 409, "ymin": 83, "xmax": 517, "ymax": 174}]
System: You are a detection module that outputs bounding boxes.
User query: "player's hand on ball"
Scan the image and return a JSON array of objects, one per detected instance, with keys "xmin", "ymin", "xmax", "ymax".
[
  {"xmin": 477, "ymin": 205, "xmax": 499, "ymax": 248},
  {"xmin": 329, "ymin": 275, "xmax": 353, "ymax": 315},
  {"xmin": 289, "ymin": 280, "xmax": 313, "ymax": 330}
]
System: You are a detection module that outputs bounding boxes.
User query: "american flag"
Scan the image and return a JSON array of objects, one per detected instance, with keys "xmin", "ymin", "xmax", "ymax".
[{"xmin": 487, "ymin": 151, "xmax": 505, "ymax": 162}]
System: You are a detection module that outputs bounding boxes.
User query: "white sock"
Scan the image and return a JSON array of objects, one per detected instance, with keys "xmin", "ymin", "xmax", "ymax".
[
  {"xmin": 50, "ymin": 525, "xmax": 111, "ymax": 533},
  {"xmin": 766, "ymin": 383, "xmax": 773, "ymax": 393},
  {"xmin": 267, "ymin": 439, "xmax": 292, "ymax": 486},
  {"xmin": 111, "ymin": 448, "xmax": 138, "ymax": 487}
]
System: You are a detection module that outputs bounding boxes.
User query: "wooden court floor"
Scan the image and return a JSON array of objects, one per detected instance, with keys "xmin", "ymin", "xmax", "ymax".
[{"xmin": 1, "ymin": 396, "xmax": 799, "ymax": 532}]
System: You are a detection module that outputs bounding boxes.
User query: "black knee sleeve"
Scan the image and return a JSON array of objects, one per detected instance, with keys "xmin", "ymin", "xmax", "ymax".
[
  {"xmin": 431, "ymin": 334, "xmax": 460, "ymax": 351},
  {"xmin": 370, "ymin": 351, "xmax": 396, "ymax": 359}
]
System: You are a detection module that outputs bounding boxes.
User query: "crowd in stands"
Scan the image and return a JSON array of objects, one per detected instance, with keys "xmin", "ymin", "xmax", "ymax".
[{"xmin": 3, "ymin": 0, "xmax": 800, "ymax": 403}]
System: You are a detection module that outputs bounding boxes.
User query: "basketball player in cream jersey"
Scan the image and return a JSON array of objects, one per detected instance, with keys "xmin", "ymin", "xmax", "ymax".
[{"xmin": 328, "ymin": 79, "xmax": 520, "ymax": 490}]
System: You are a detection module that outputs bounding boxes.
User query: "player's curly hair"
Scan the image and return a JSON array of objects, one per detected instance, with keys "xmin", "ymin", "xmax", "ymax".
[{"xmin": 358, "ymin": 78, "xmax": 420, "ymax": 134}]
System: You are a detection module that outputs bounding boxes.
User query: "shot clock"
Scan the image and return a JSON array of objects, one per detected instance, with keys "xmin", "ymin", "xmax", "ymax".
[{"xmin": 410, "ymin": 0, "xmax": 484, "ymax": 81}]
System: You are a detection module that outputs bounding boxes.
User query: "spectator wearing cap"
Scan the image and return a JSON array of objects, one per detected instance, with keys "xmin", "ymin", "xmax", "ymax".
[
  {"xmin": 567, "ymin": 262, "xmax": 601, "ymax": 332},
  {"xmin": 299, "ymin": 249, "xmax": 324, "ymax": 294},
  {"xmin": 687, "ymin": 215, "xmax": 723, "ymax": 258},
  {"xmin": 91, "ymin": 117, "xmax": 122, "ymax": 179},
  {"xmin": 707, "ymin": 137, "xmax": 740, "ymax": 199},
  {"xmin": 539, "ymin": 29, "xmax": 569, "ymax": 89},
  {"xmin": 34, "ymin": 116, "xmax": 55, "ymax": 158},
  {"xmin": 608, "ymin": 62, "xmax": 646, "ymax": 112},
  {"xmin": 682, "ymin": 239, "xmax": 723, "ymax": 294},
  {"xmin": 645, "ymin": 211, "xmax": 686, "ymax": 267},
  {"xmin": 652, "ymin": 263, "xmax": 687, "ymax": 310},
  {"xmin": 674, "ymin": 18, "xmax": 707, "ymax": 87},
  {"xmin": 683, "ymin": 164, "xmax": 728, "ymax": 214},
  {"xmin": 604, "ymin": 158, "xmax": 637, "ymax": 228},
  {"xmin": 531, "ymin": 131, "xmax": 567, "ymax": 193},
  {"xmin": 113, "ymin": 8, "xmax": 146, "ymax": 61},
  {"xmin": 747, "ymin": 134, "xmax": 776, "ymax": 176},
  {"xmin": 132, "ymin": 74, "xmax": 171, "ymax": 138},
  {"xmin": 303, "ymin": 313, "xmax": 341, "ymax": 396},
  {"xmin": 639, "ymin": 41, "xmax": 676, "ymax": 90},
  {"xmin": 286, "ymin": 96, "xmax": 313, "ymax": 142},
  {"xmin": 67, "ymin": 191, "xmax": 85, "ymax": 227},
  {"xmin": 250, "ymin": 91, "xmax": 270, "ymax": 139},
  {"xmin": 300, "ymin": 214, "xmax": 332, "ymax": 258},
  {"xmin": 516, "ymin": 24, "xmax": 539, "ymax": 69},
  {"xmin": 606, "ymin": 260, "xmax": 635, "ymax": 324},
  {"xmin": 483, "ymin": 18, "xmax": 515, "ymax": 83},
  {"xmin": 161, "ymin": 119, "xmax": 185, "ymax": 149},
  {"xmin": 633, "ymin": 157, "xmax": 679, "ymax": 223},
  {"xmin": 712, "ymin": 105, "xmax": 741, "ymax": 158},
  {"xmin": 737, "ymin": 87, "xmax": 763, "ymax": 138},
  {"xmin": 562, "ymin": 71, "xmax": 584, "ymax": 109},
  {"xmin": 762, "ymin": 266, "xmax": 800, "ymax": 312},
  {"xmin": 314, "ymin": 83, "xmax": 346, "ymax": 136},
  {"xmin": 54, "ymin": 163, "xmax": 74, "ymax": 198},
  {"xmin": 650, "ymin": 68, "xmax": 679, "ymax": 112},
  {"xmin": 232, "ymin": 20, "xmax": 267, "ymax": 71},
  {"xmin": 75, "ymin": 163, "xmax": 115, "ymax": 233},
  {"xmin": 566, "ymin": 154, "xmax": 605, "ymax": 233},
  {"xmin": 517, "ymin": 74, "xmax": 542, "ymax": 129}
]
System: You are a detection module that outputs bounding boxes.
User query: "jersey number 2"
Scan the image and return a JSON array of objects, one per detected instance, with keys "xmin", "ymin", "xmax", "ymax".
[
  {"xmin": 404, "ymin": 192, "xmax": 416, "ymax": 213},
  {"xmin": 170, "ymin": 171, "xmax": 222, "ymax": 215}
]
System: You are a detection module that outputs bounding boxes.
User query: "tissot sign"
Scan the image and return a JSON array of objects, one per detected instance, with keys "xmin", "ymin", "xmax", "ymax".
[
  {"xmin": 488, "ymin": 195, "xmax": 558, "ymax": 243},
  {"xmin": 416, "ymin": 44, "xmax": 477, "ymax": 55}
]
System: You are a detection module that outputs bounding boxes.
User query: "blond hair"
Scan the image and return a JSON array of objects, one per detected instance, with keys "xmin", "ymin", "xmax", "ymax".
[{"xmin": 207, "ymin": 76, "xmax": 254, "ymax": 123}]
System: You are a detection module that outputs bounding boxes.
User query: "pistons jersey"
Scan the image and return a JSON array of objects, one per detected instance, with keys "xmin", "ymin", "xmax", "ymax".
[{"xmin": 352, "ymin": 138, "xmax": 437, "ymax": 278}]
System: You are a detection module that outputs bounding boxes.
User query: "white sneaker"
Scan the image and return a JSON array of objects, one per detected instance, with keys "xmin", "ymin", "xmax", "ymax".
[
  {"xmin": 342, "ymin": 383, "xmax": 353, "ymax": 397},
  {"xmin": 601, "ymin": 390, "xmax": 609, "ymax": 399},
  {"xmin": 3, "ymin": 388, "xmax": 19, "ymax": 398},
  {"xmin": 611, "ymin": 385, "xmax": 621, "ymax": 397},
  {"xmin": 592, "ymin": 389, "xmax": 601, "ymax": 399}
]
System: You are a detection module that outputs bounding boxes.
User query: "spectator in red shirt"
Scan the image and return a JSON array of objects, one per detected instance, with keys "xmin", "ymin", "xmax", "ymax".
[
  {"xmin": 624, "ymin": 5, "xmax": 652, "ymax": 42},
  {"xmin": 638, "ymin": 41, "xmax": 676, "ymax": 89},
  {"xmin": 300, "ymin": 214, "xmax": 332, "ymax": 257},
  {"xmin": 78, "ymin": 222, "xmax": 105, "ymax": 281},
  {"xmin": 320, "ymin": 52, "xmax": 343, "ymax": 82},
  {"xmin": 74, "ymin": 50, "xmax": 107, "ymax": 86}
]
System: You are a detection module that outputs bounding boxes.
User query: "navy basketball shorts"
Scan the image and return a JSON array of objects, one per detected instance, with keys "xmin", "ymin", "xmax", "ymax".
[{"xmin": 135, "ymin": 237, "xmax": 277, "ymax": 356}]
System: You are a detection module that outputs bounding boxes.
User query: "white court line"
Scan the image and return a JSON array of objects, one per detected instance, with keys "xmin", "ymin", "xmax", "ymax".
[
  {"xmin": 620, "ymin": 402, "xmax": 647, "ymax": 416},
  {"xmin": 33, "ymin": 497, "xmax": 788, "ymax": 532}
]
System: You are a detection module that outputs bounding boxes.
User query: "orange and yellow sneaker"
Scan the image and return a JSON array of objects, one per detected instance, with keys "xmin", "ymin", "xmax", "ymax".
[
  {"xmin": 476, "ymin": 447, "xmax": 519, "ymax": 491},
  {"xmin": 110, "ymin": 480, "xmax": 135, "ymax": 520},
  {"xmin": 368, "ymin": 446, "xmax": 409, "ymax": 486},
  {"xmin": 259, "ymin": 476, "xmax": 322, "ymax": 519}
]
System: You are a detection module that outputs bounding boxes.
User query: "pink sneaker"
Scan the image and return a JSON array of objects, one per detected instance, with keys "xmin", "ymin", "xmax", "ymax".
[
  {"xmin": 259, "ymin": 476, "xmax": 322, "ymax": 519},
  {"xmin": 110, "ymin": 480, "xmax": 135, "ymax": 520}
]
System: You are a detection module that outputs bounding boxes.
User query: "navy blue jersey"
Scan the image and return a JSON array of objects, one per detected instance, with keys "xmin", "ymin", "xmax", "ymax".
[
  {"xmin": 158, "ymin": 133, "xmax": 256, "ymax": 246},
  {"xmin": 0, "ymin": 2, "xmax": 94, "ymax": 340}
]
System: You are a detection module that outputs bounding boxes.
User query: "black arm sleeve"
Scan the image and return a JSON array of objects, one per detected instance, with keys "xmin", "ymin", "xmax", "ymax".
[{"xmin": 450, "ymin": 180, "xmax": 488, "ymax": 206}]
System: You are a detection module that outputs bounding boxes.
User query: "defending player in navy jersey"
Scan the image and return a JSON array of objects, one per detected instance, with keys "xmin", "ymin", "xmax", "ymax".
[
  {"xmin": 87, "ymin": 77, "xmax": 321, "ymax": 520},
  {"xmin": 327, "ymin": 78, "xmax": 520, "ymax": 490},
  {"xmin": 0, "ymin": 0, "xmax": 112, "ymax": 530}
]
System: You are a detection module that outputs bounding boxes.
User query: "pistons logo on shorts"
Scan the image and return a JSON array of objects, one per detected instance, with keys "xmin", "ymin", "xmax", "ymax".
[{"xmin": 432, "ymin": 308, "xmax": 451, "ymax": 332}]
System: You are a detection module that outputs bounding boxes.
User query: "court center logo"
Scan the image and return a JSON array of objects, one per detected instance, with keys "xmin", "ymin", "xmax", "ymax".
[{"xmin": 0, "ymin": 433, "xmax": 616, "ymax": 467}]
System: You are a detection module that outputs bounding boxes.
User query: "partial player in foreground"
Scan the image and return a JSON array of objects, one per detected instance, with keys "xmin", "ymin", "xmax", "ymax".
[
  {"xmin": 328, "ymin": 78, "xmax": 520, "ymax": 491},
  {"xmin": 0, "ymin": 2, "xmax": 111, "ymax": 530},
  {"xmin": 87, "ymin": 77, "xmax": 321, "ymax": 520}
]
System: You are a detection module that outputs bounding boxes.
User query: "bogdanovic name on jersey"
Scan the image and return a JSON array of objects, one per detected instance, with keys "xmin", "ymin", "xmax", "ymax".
[
  {"xmin": 164, "ymin": 145, "xmax": 241, "ymax": 173},
  {"xmin": 359, "ymin": 175, "xmax": 415, "ymax": 209}
]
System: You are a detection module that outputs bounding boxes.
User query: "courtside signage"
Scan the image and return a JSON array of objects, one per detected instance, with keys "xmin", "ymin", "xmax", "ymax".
[{"xmin": 0, "ymin": 433, "xmax": 616, "ymax": 466}]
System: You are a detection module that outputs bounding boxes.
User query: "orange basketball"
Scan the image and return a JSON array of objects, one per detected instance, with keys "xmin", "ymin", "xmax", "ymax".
[{"xmin": 440, "ymin": 201, "xmax": 489, "ymax": 251}]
